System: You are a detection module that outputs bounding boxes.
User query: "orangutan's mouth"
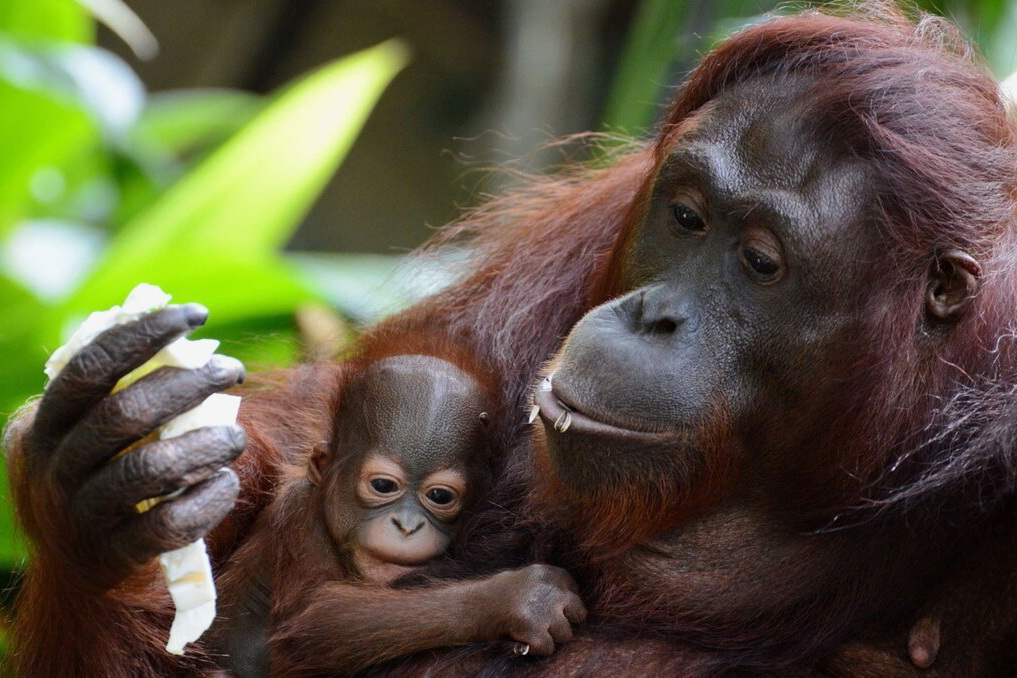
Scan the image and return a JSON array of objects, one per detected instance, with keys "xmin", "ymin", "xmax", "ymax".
[{"xmin": 531, "ymin": 374, "xmax": 676, "ymax": 445}]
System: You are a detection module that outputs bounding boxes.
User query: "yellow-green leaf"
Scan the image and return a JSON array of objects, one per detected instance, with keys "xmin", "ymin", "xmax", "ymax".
[
  {"xmin": 0, "ymin": 0, "xmax": 91, "ymax": 43},
  {"xmin": 56, "ymin": 39, "xmax": 408, "ymax": 332},
  {"xmin": 92, "ymin": 40, "xmax": 407, "ymax": 262}
]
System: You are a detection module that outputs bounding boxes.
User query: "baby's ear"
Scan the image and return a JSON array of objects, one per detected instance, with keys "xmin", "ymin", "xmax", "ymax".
[{"xmin": 308, "ymin": 440, "xmax": 330, "ymax": 486}]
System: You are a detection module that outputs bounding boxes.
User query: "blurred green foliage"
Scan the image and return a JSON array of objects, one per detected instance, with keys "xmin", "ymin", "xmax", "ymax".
[{"xmin": 0, "ymin": 0, "xmax": 408, "ymax": 569}]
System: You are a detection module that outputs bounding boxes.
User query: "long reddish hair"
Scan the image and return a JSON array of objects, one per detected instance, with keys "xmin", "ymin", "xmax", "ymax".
[
  {"xmin": 374, "ymin": 3, "xmax": 1017, "ymax": 669},
  {"xmin": 599, "ymin": 3, "xmax": 1017, "ymax": 513}
]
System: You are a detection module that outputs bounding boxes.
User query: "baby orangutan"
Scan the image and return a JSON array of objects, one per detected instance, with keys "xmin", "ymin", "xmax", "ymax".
[{"xmin": 212, "ymin": 354, "xmax": 585, "ymax": 676}]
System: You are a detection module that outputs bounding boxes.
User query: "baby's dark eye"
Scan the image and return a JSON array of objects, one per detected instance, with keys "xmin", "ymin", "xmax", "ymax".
[
  {"xmin": 426, "ymin": 488, "xmax": 455, "ymax": 505},
  {"xmin": 370, "ymin": 478, "xmax": 398, "ymax": 494}
]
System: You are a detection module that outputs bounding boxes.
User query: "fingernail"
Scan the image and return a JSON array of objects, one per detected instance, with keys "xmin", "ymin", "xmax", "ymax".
[
  {"xmin": 208, "ymin": 355, "xmax": 246, "ymax": 383},
  {"xmin": 183, "ymin": 303, "xmax": 209, "ymax": 327},
  {"xmin": 228, "ymin": 425, "xmax": 248, "ymax": 450}
]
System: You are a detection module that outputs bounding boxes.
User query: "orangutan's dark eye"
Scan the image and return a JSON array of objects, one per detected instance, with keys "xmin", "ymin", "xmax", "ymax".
[
  {"xmin": 426, "ymin": 488, "xmax": 455, "ymax": 505},
  {"xmin": 742, "ymin": 247, "xmax": 779, "ymax": 278},
  {"xmin": 670, "ymin": 202, "xmax": 707, "ymax": 235},
  {"xmin": 370, "ymin": 478, "xmax": 398, "ymax": 494}
]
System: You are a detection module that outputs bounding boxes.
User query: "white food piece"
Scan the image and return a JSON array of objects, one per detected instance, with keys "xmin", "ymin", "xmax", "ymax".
[
  {"xmin": 161, "ymin": 392, "xmax": 241, "ymax": 441},
  {"xmin": 116, "ymin": 337, "xmax": 220, "ymax": 392},
  {"xmin": 44, "ymin": 283, "xmax": 170, "ymax": 380},
  {"xmin": 44, "ymin": 282, "xmax": 221, "ymax": 384},
  {"xmin": 44, "ymin": 283, "xmax": 240, "ymax": 655},
  {"xmin": 161, "ymin": 540, "xmax": 216, "ymax": 656},
  {"xmin": 158, "ymin": 392, "xmax": 240, "ymax": 655},
  {"xmin": 1001, "ymin": 71, "xmax": 1017, "ymax": 105}
]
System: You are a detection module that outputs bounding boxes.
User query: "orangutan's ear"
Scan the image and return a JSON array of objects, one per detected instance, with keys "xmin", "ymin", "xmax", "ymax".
[
  {"xmin": 307, "ymin": 441, "xmax": 330, "ymax": 487},
  {"xmin": 926, "ymin": 250, "xmax": 979, "ymax": 322}
]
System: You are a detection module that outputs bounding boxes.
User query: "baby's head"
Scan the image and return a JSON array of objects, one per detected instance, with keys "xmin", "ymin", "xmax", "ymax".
[{"xmin": 308, "ymin": 355, "xmax": 495, "ymax": 581}]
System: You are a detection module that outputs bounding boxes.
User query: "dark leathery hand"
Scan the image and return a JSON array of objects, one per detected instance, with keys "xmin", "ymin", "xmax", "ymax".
[
  {"xmin": 76, "ymin": 424, "xmax": 247, "ymax": 518},
  {"xmin": 12, "ymin": 304, "xmax": 248, "ymax": 589},
  {"xmin": 31, "ymin": 304, "xmax": 209, "ymax": 458},
  {"xmin": 488, "ymin": 564, "xmax": 587, "ymax": 656},
  {"xmin": 107, "ymin": 467, "xmax": 240, "ymax": 578},
  {"xmin": 53, "ymin": 355, "xmax": 245, "ymax": 489}
]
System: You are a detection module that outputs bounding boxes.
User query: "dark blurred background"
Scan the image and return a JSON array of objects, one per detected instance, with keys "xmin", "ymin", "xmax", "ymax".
[
  {"xmin": 98, "ymin": 0, "xmax": 647, "ymax": 255},
  {"xmin": 96, "ymin": 0, "xmax": 1017, "ymax": 255}
]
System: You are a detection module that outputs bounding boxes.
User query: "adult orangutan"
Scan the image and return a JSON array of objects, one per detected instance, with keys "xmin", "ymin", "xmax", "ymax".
[{"xmin": 6, "ymin": 2, "xmax": 1017, "ymax": 676}]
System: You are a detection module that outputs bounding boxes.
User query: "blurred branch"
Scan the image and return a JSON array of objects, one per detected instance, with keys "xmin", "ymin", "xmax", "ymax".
[
  {"xmin": 295, "ymin": 302, "xmax": 352, "ymax": 360},
  {"xmin": 76, "ymin": 0, "xmax": 158, "ymax": 60}
]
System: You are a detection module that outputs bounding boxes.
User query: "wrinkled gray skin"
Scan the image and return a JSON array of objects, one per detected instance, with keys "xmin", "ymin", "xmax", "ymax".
[
  {"xmin": 537, "ymin": 75, "xmax": 882, "ymax": 500},
  {"xmin": 10, "ymin": 305, "xmax": 246, "ymax": 589}
]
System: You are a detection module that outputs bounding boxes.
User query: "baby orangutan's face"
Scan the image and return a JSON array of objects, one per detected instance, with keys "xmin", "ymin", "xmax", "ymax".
[
  {"xmin": 354, "ymin": 453, "xmax": 466, "ymax": 566},
  {"xmin": 314, "ymin": 354, "xmax": 492, "ymax": 583}
]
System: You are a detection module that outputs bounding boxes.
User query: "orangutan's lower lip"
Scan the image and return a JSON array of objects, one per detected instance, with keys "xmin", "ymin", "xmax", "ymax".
[{"xmin": 532, "ymin": 375, "xmax": 676, "ymax": 445}]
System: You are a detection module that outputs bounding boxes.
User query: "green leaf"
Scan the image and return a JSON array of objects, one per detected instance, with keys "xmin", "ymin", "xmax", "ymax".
[
  {"xmin": 197, "ymin": 314, "xmax": 301, "ymax": 370},
  {"xmin": 131, "ymin": 89, "xmax": 262, "ymax": 156},
  {"xmin": 601, "ymin": 0, "xmax": 691, "ymax": 133},
  {"xmin": 55, "ymin": 39, "xmax": 408, "ymax": 333},
  {"xmin": 287, "ymin": 251, "xmax": 445, "ymax": 324},
  {"xmin": 0, "ymin": 270, "xmax": 46, "ymax": 343},
  {"xmin": 0, "ymin": 274, "xmax": 55, "ymax": 416},
  {"xmin": 4, "ymin": 42, "xmax": 146, "ymax": 138},
  {"xmin": 981, "ymin": 3, "xmax": 1017, "ymax": 78},
  {"xmin": 0, "ymin": 80, "xmax": 96, "ymax": 233},
  {"xmin": 88, "ymin": 40, "xmax": 409, "ymax": 264},
  {"xmin": 0, "ymin": 39, "xmax": 146, "ymax": 231},
  {"xmin": 0, "ymin": 466, "xmax": 28, "ymax": 567},
  {"xmin": 0, "ymin": 0, "xmax": 91, "ymax": 44},
  {"xmin": 0, "ymin": 274, "xmax": 46, "ymax": 567},
  {"xmin": 601, "ymin": 0, "xmax": 782, "ymax": 134}
]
